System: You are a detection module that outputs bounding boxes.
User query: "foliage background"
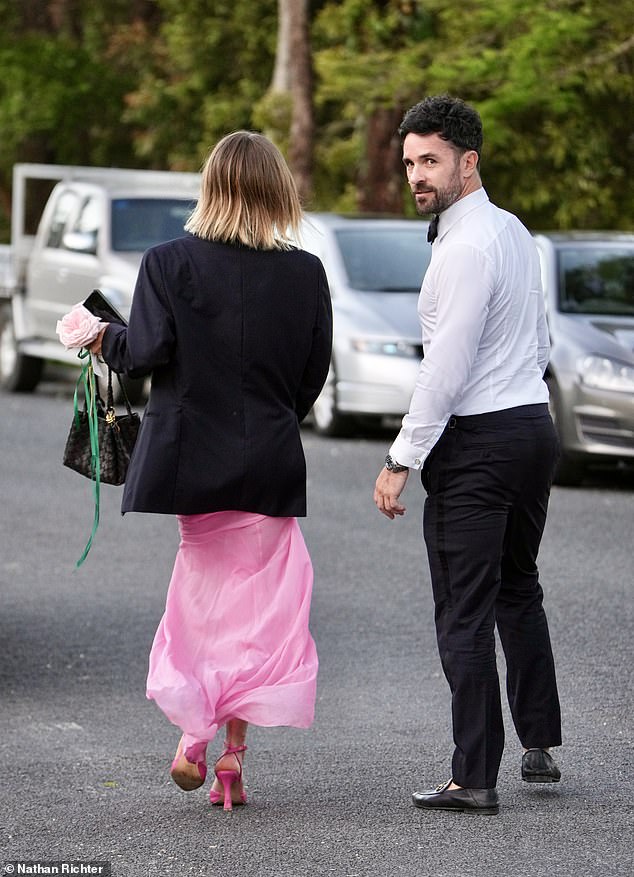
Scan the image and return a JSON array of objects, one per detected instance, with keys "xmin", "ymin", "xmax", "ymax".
[{"xmin": 0, "ymin": 0, "xmax": 632, "ymax": 241}]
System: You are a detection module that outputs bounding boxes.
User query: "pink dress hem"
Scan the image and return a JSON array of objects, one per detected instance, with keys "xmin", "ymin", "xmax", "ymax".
[{"xmin": 146, "ymin": 511, "xmax": 318, "ymax": 746}]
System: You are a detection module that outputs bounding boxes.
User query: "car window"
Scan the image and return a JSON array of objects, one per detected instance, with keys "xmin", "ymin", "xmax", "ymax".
[
  {"xmin": 46, "ymin": 190, "xmax": 81, "ymax": 249},
  {"xmin": 111, "ymin": 198, "xmax": 196, "ymax": 252},
  {"xmin": 558, "ymin": 247, "xmax": 634, "ymax": 316},
  {"xmin": 334, "ymin": 228, "xmax": 430, "ymax": 292},
  {"xmin": 66, "ymin": 196, "xmax": 100, "ymax": 254}
]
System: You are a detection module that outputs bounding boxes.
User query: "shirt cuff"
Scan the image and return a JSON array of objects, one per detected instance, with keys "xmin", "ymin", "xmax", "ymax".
[{"xmin": 388, "ymin": 436, "xmax": 429, "ymax": 471}]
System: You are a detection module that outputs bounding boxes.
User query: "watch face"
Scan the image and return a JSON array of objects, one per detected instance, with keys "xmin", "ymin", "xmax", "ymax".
[{"xmin": 385, "ymin": 454, "xmax": 406, "ymax": 472}]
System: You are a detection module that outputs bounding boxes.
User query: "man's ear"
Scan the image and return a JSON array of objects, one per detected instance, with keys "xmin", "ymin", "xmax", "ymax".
[{"xmin": 462, "ymin": 150, "xmax": 479, "ymax": 177}]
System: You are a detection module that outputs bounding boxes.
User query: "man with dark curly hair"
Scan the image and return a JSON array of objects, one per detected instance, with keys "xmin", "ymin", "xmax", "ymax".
[{"xmin": 374, "ymin": 95, "xmax": 562, "ymax": 815}]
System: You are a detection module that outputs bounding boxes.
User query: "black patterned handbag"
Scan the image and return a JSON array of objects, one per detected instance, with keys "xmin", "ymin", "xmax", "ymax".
[
  {"xmin": 64, "ymin": 367, "xmax": 140, "ymax": 485},
  {"xmin": 63, "ymin": 352, "xmax": 141, "ymax": 565}
]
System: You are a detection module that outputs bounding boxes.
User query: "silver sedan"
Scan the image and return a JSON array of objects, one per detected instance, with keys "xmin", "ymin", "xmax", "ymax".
[
  {"xmin": 536, "ymin": 232, "xmax": 634, "ymax": 484},
  {"xmin": 301, "ymin": 213, "xmax": 430, "ymax": 435}
]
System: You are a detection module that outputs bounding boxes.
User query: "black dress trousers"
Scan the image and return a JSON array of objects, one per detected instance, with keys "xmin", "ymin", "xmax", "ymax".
[{"xmin": 421, "ymin": 403, "xmax": 562, "ymax": 789}]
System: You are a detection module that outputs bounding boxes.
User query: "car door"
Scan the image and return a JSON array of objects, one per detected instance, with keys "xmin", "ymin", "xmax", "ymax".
[
  {"xmin": 27, "ymin": 186, "xmax": 82, "ymax": 339},
  {"xmin": 27, "ymin": 186, "xmax": 103, "ymax": 341},
  {"xmin": 60, "ymin": 192, "xmax": 104, "ymax": 309}
]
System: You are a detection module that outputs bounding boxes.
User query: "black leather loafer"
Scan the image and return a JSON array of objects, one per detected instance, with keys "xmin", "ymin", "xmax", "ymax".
[
  {"xmin": 412, "ymin": 780, "xmax": 499, "ymax": 815},
  {"xmin": 522, "ymin": 749, "xmax": 561, "ymax": 783}
]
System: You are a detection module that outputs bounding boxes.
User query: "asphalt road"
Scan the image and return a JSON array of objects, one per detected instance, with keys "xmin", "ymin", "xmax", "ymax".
[{"xmin": 1, "ymin": 374, "xmax": 633, "ymax": 877}]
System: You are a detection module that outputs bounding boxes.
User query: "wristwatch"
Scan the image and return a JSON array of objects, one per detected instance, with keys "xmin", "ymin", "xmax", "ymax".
[{"xmin": 384, "ymin": 454, "xmax": 409, "ymax": 473}]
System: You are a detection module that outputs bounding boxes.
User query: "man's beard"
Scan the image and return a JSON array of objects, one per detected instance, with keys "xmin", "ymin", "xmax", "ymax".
[{"xmin": 414, "ymin": 166, "xmax": 463, "ymax": 215}]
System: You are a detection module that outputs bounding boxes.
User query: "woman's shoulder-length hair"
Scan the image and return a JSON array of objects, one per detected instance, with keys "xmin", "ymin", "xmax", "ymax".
[{"xmin": 185, "ymin": 131, "xmax": 302, "ymax": 251}]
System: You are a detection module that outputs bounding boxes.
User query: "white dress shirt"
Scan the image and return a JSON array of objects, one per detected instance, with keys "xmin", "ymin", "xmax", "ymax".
[{"xmin": 390, "ymin": 187, "xmax": 550, "ymax": 470}]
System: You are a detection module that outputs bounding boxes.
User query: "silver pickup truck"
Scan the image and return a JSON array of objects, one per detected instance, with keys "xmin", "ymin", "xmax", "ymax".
[{"xmin": 0, "ymin": 163, "xmax": 200, "ymax": 400}]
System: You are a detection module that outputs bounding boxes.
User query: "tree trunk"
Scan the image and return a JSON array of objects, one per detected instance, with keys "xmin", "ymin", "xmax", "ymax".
[
  {"xmin": 272, "ymin": 0, "xmax": 292, "ymax": 91},
  {"xmin": 272, "ymin": 0, "xmax": 314, "ymax": 203},
  {"xmin": 287, "ymin": 0, "xmax": 314, "ymax": 202},
  {"xmin": 357, "ymin": 107, "xmax": 406, "ymax": 214}
]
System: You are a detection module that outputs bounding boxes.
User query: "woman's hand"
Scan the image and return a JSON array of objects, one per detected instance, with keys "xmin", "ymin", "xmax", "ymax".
[{"xmin": 87, "ymin": 325, "xmax": 108, "ymax": 357}]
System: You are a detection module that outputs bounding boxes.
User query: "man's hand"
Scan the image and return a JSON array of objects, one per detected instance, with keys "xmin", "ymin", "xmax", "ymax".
[{"xmin": 374, "ymin": 467, "xmax": 409, "ymax": 519}]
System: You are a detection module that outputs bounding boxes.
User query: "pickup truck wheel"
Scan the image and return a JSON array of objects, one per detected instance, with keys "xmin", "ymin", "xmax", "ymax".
[
  {"xmin": 312, "ymin": 361, "xmax": 356, "ymax": 437},
  {"xmin": 0, "ymin": 304, "xmax": 44, "ymax": 392}
]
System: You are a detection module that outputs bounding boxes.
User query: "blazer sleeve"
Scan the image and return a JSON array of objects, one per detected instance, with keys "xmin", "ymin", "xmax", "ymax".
[
  {"xmin": 101, "ymin": 248, "xmax": 176, "ymax": 378},
  {"xmin": 295, "ymin": 260, "xmax": 333, "ymax": 423}
]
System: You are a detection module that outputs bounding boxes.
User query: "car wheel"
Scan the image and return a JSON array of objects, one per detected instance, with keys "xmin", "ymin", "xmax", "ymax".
[
  {"xmin": 312, "ymin": 361, "xmax": 355, "ymax": 437},
  {"xmin": 0, "ymin": 303, "xmax": 44, "ymax": 392},
  {"xmin": 546, "ymin": 376, "xmax": 587, "ymax": 486}
]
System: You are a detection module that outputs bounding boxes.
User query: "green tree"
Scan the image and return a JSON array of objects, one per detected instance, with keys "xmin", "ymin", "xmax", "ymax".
[
  {"xmin": 310, "ymin": 0, "xmax": 633, "ymax": 226},
  {"xmin": 124, "ymin": 0, "xmax": 279, "ymax": 170},
  {"xmin": 396, "ymin": 0, "xmax": 634, "ymax": 228},
  {"xmin": 1, "ymin": 0, "xmax": 631, "ymax": 238},
  {"xmin": 311, "ymin": 0, "xmax": 434, "ymax": 211},
  {"xmin": 0, "ymin": 1, "xmax": 162, "ymax": 238}
]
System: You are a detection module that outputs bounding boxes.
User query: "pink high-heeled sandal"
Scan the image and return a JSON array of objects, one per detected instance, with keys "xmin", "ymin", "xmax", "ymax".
[
  {"xmin": 209, "ymin": 743, "xmax": 248, "ymax": 811},
  {"xmin": 170, "ymin": 737, "xmax": 208, "ymax": 791}
]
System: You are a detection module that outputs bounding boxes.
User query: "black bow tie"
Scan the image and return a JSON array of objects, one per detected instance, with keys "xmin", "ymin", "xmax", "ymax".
[{"xmin": 427, "ymin": 214, "xmax": 439, "ymax": 243}]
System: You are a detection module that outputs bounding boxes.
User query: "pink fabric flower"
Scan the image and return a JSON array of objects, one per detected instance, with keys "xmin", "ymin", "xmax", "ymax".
[{"xmin": 56, "ymin": 304, "xmax": 104, "ymax": 350}]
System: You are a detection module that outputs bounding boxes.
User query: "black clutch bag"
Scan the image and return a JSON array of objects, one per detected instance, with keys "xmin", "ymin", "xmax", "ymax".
[{"xmin": 83, "ymin": 289, "xmax": 128, "ymax": 326}]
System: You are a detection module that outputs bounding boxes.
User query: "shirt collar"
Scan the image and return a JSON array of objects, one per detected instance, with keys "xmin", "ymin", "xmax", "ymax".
[{"xmin": 436, "ymin": 187, "xmax": 489, "ymax": 243}]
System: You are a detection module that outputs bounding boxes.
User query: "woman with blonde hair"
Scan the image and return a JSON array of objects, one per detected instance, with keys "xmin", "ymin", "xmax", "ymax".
[{"xmin": 90, "ymin": 131, "xmax": 332, "ymax": 810}]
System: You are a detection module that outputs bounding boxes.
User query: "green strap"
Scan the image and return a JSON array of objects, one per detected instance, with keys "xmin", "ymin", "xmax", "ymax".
[{"xmin": 74, "ymin": 349, "xmax": 101, "ymax": 568}]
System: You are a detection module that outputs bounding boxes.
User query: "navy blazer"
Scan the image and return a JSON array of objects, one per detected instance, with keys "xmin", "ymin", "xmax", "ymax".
[{"xmin": 102, "ymin": 233, "xmax": 332, "ymax": 517}]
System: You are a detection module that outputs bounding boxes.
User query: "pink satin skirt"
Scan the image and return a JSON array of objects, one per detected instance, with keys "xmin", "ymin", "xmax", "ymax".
[{"xmin": 146, "ymin": 511, "xmax": 318, "ymax": 751}]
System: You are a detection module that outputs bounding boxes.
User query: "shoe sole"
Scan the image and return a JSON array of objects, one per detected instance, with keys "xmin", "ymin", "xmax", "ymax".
[
  {"xmin": 413, "ymin": 803, "xmax": 499, "ymax": 815},
  {"xmin": 522, "ymin": 775, "xmax": 560, "ymax": 783},
  {"xmin": 209, "ymin": 796, "xmax": 247, "ymax": 807},
  {"xmin": 170, "ymin": 768, "xmax": 205, "ymax": 791}
]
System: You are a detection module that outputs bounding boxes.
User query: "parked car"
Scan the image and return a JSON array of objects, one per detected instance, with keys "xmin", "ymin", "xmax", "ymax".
[
  {"xmin": 0, "ymin": 163, "xmax": 200, "ymax": 402},
  {"xmin": 535, "ymin": 232, "xmax": 634, "ymax": 484},
  {"xmin": 300, "ymin": 213, "xmax": 430, "ymax": 435}
]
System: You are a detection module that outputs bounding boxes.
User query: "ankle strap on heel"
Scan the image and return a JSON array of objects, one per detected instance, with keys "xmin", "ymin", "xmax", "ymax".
[{"xmin": 222, "ymin": 742, "xmax": 247, "ymax": 755}]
